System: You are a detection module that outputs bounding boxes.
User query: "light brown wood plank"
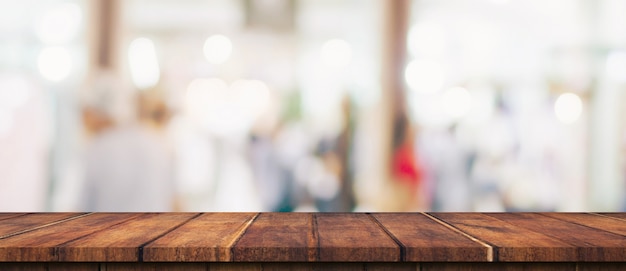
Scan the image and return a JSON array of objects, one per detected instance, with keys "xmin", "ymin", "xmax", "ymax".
[
  {"xmin": 430, "ymin": 213, "xmax": 577, "ymax": 262},
  {"xmin": 0, "ymin": 213, "xmax": 87, "ymax": 238},
  {"xmin": 58, "ymin": 212, "xmax": 198, "ymax": 262},
  {"xmin": 143, "ymin": 213, "xmax": 257, "ymax": 262},
  {"xmin": 598, "ymin": 213, "xmax": 626, "ymax": 221},
  {"xmin": 486, "ymin": 213, "xmax": 626, "ymax": 261},
  {"xmin": 233, "ymin": 213, "xmax": 316, "ymax": 262},
  {"xmin": 0, "ymin": 213, "xmax": 140, "ymax": 261},
  {"xmin": 316, "ymin": 213, "xmax": 399, "ymax": 262},
  {"xmin": 543, "ymin": 213, "xmax": 626, "ymax": 237},
  {"xmin": 0, "ymin": 213, "xmax": 27, "ymax": 221},
  {"xmin": 372, "ymin": 213, "xmax": 490, "ymax": 262}
]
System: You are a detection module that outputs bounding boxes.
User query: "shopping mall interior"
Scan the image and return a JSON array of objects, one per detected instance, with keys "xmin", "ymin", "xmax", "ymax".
[{"xmin": 1, "ymin": 0, "xmax": 625, "ymax": 212}]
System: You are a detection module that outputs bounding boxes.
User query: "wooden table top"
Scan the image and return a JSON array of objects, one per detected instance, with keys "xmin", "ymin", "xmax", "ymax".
[{"xmin": 0, "ymin": 212, "xmax": 624, "ymax": 263}]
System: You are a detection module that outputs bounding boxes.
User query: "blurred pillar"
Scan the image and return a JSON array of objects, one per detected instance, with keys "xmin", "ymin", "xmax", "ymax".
[
  {"xmin": 371, "ymin": 0, "xmax": 411, "ymax": 211},
  {"xmin": 89, "ymin": 0, "xmax": 121, "ymax": 72}
]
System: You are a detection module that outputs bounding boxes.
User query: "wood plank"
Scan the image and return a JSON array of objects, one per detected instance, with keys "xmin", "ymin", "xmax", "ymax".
[
  {"xmin": 0, "ymin": 213, "xmax": 87, "ymax": 238},
  {"xmin": 421, "ymin": 262, "xmax": 576, "ymax": 271},
  {"xmin": 542, "ymin": 213, "xmax": 626, "ymax": 236},
  {"xmin": 104, "ymin": 263, "xmax": 207, "ymax": 271},
  {"xmin": 233, "ymin": 213, "xmax": 316, "ymax": 262},
  {"xmin": 485, "ymin": 213, "xmax": 626, "ymax": 261},
  {"xmin": 577, "ymin": 262, "xmax": 626, "ymax": 271},
  {"xmin": 0, "ymin": 213, "xmax": 140, "ymax": 261},
  {"xmin": 430, "ymin": 213, "xmax": 577, "ymax": 262},
  {"xmin": 372, "ymin": 213, "xmax": 490, "ymax": 262},
  {"xmin": 598, "ymin": 213, "xmax": 626, "ymax": 221},
  {"xmin": 316, "ymin": 213, "xmax": 399, "ymax": 262},
  {"xmin": 0, "ymin": 263, "xmax": 47, "ymax": 271},
  {"xmin": 57, "ymin": 212, "xmax": 198, "ymax": 262},
  {"xmin": 48, "ymin": 263, "xmax": 100, "ymax": 271},
  {"xmin": 143, "ymin": 213, "xmax": 256, "ymax": 262},
  {"xmin": 0, "ymin": 213, "xmax": 27, "ymax": 221}
]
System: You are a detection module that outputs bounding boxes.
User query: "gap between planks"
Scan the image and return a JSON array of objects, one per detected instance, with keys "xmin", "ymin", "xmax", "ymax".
[
  {"xmin": 422, "ymin": 213, "xmax": 494, "ymax": 262},
  {"xmin": 0, "ymin": 213, "xmax": 93, "ymax": 240},
  {"xmin": 226, "ymin": 213, "xmax": 261, "ymax": 261},
  {"xmin": 137, "ymin": 213, "xmax": 205, "ymax": 262},
  {"xmin": 367, "ymin": 213, "xmax": 406, "ymax": 262}
]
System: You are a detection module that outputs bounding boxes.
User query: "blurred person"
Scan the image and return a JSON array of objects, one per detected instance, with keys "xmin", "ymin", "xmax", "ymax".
[
  {"xmin": 418, "ymin": 124, "xmax": 472, "ymax": 211},
  {"xmin": 79, "ymin": 86, "xmax": 177, "ymax": 212},
  {"xmin": 311, "ymin": 96, "xmax": 356, "ymax": 212},
  {"xmin": 389, "ymin": 105, "xmax": 426, "ymax": 211}
]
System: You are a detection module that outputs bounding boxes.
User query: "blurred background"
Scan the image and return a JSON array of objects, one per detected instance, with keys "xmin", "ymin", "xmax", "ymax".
[{"xmin": 1, "ymin": 0, "xmax": 625, "ymax": 212}]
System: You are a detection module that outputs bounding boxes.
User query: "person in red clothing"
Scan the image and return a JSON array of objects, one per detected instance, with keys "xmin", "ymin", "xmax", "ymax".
[{"xmin": 390, "ymin": 109, "xmax": 425, "ymax": 211}]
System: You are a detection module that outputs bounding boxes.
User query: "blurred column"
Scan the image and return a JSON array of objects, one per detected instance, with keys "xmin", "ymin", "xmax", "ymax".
[
  {"xmin": 369, "ymin": 0, "xmax": 410, "ymax": 211},
  {"xmin": 89, "ymin": 0, "xmax": 121, "ymax": 72}
]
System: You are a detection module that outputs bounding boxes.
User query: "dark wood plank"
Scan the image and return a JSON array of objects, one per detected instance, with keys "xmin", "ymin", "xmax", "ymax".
[
  {"xmin": 233, "ymin": 213, "xmax": 316, "ymax": 262},
  {"xmin": 208, "ymin": 263, "xmax": 262, "ymax": 271},
  {"xmin": 430, "ymin": 213, "xmax": 577, "ymax": 262},
  {"xmin": 577, "ymin": 262, "xmax": 626, "ymax": 271},
  {"xmin": 0, "ymin": 263, "xmax": 47, "ymax": 271},
  {"xmin": 316, "ymin": 213, "xmax": 399, "ymax": 262},
  {"xmin": 421, "ymin": 262, "xmax": 576, "ymax": 271},
  {"xmin": 0, "ymin": 213, "xmax": 87, "ymax": 238},
  {"xmin": 48, "ymin": 263, "xmax": 100, "ymax": 271},
  {"xmin": 143, "ymin": 213, "xmax": 257, "ymax": 262},
  {"xmin": 57, "ymin": 213, "xmax": 198, "ymax": 262},
  {"xmin": 0, "ymin": 213, "xmax": 140, "ymax": 261},
  {"xmin": 372, "ymin": 213, "xmax": 491, "ymax": 262},
  {"xmin": 598, "ymin": 213, "xmax": 626, "ymax": 220},
  {"xmin": 365, "ymin": 262, "xmax": 418, "ymax": 271},
  {"xmin": 543, "ymin": 213, "xmax": 626, "ymax": 237},
  {"xmin": 0, "ymin": 214, "xmax": 27, "ymax": 221},
  {"xmin": 104, "ymin": 263, "xmax": 207, "ymax": 271},
  {"xmin": 486, "ymin": 213, "xmax": 626, "ymax": 261}
]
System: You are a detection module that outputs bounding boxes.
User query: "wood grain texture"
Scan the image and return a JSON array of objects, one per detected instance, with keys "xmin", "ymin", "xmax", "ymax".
[
  {"xmin": 486, "ymin": 213, "xmax": 626, "ymax": 261},
  {"xmin": 0, "ymin": 213, "xmax": 140, "ymax": 261},
  {"xmin": 0, "ymin": 263, "xmax": 47, "ymax": 271},
  {"xmin": 143, "ymin": 213, "xmax": 257, "ymax": 262},
  {"xmin": 430, "ymin": 213, "xmax": 577, "ymax": 262},
  {"xmin": 0, "ymin": 214, "xmax": 26, "ymax": 221},
  {"xmin": 420, "ymin": 262, "xmax": 576, "ymax": 271},
  {"xmin": 372, "ymin": 213, "xmax": 490, "ymax": 262},
  {"xmin": 542, "ymin": 213, "xmax": 626, "ymax": 237},
  {"xmin": 576, "ymin": 262, "xmax": 626, "ymax": 271},
  {"xmin": 104, "ymin": 263, "xmax": 207, "ymax": 271},
  {"xmin": 233, "ymin": 213, "xmax": 316, "ymax": 262},
  {"xmin": 0, "ymin": 213, "xmax": 87, "ymax": 238},
  {"xmin": 316, "ymin": 213, "xmax": 399, "ymax": 262},
  {"xmin": 57, "ymin": 213, "xmax": 198, "ymax": 262},
  {"xmin": 598, "ymin": 213, "xmax": 626, "ymax": 221},
  {"xmin": 48, "ymin": 263, "xmax": 100, "ymax": 271}
]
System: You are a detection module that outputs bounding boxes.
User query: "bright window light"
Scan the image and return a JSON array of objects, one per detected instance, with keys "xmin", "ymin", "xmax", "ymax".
[
  {"xmin": 128, "ymin": 38, "xmax": 160, "ymax": 90},
  {"xmin": 554, "ymin": 93, "xmax": 582, "ymax": 124},
  {"xmin": 35, "ymin": 3, "xmax": 82, "ymax": 45},
  {"xmin": 203, "ymin": 35, "xmax": 232, "ymax": 65},
  {"xmin": 38, "ymin": 47, "xmax": 72, "ymax": 82},
  {"xmin": 405, "ymin": 59, "xmax": 445, "ymax": 93}
]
